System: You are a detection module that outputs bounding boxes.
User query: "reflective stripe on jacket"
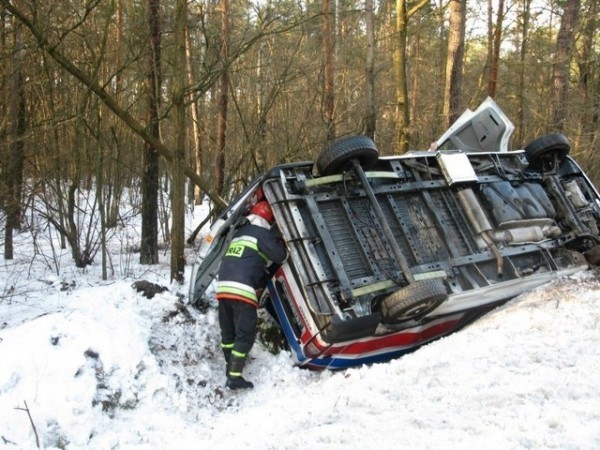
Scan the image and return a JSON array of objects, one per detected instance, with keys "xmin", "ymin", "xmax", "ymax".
[
  {"xmin": 216, "ymin": 222, "xmax": 287, "ymax": 307},
  {"xmin": 216, "ymin": 280, "xmax": 258, "ymax": 304}
]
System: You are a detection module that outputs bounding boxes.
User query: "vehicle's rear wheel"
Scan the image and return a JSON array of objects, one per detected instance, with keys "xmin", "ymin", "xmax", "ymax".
[
  {"xmin": 524, "ymin": 134, "xmax": 570, "ymax": 170},
  {"xmin": 381, "ymin": 278, "xmax": 447, "ymax": 324},
  {"xmin": 317, "ymin": 135, "xmax": 379, "ymax": 176}
]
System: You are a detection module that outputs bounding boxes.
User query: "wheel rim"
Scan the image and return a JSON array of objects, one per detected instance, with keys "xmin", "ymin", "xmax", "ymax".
[{"xmin": 394, "ymin": 297, "xmax": 441, "ymax": 321}]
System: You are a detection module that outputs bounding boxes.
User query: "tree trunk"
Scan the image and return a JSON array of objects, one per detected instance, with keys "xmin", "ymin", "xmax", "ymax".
[
  {"xmin": 577, "ymin": 0, "xmax": 598, "ymax": 168},
  {"xmin": 488, "ymin": 0, "xmax": 504, "ymax": 97},
  {"xmin": 97, "ymin": 140, "xmax": 108, "ymax": 280},
  {"xmin": 323, "ymin": 0, "xmax": 335, "ymax": 141},
  {"xmin": 115, "ymin": 0, "xmax": 123, "ymax": 96},
  {"xmin": 4, "ymin": 19, "xmax": 26, "ymax": 260},
  {"xmin": 443, "ymin": 0, "xmax": 466, "ymax": 128},
  {"xmin": 471, "ymin": 0, "xmax": 492, "ymax": 104},
  {"xmin": 171, "ymin": 0, "xmax": 186, "ymax": 282},
  {"xmin": 551, "ymin": 0, "xmax": 580, "ymax": 131},
  {"xmin": 214, "ymin": 0, "xmax": 230, "ymax": 196},
  {"xmin": 185, "ymin": 24, "xmax": 203, "ymax": 205},
  {"xmin": 394, "ymin": 0, "xmax": 409, "ymax": 152},
  {"xmin": 140, "ymin": 0, "xmax": 161, "ymax": 265},
  {"xmin": 1, "ymin": 5, "xmax": 5, "ymax": 47},
  {"xmin": 364, "ymin": 0, "xmax": 376, "ymax": 139},
  {"xmin": 516, "ymin": 0, "xmax": 531, "ymax": 147},
  {"xmin": 393, "ymin": 0, "xmax": 430, "ymax": 152}
]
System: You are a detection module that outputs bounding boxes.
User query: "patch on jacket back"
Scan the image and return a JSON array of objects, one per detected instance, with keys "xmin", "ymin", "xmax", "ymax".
[{"xmin": 225, "ymin": 243, "xmax": 245, "ymax": 257}]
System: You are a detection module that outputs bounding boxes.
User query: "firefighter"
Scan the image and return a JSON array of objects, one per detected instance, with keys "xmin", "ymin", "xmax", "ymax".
[{"xmin": 216, "ymin": 200, "xmax": 287, "ymax": 390}]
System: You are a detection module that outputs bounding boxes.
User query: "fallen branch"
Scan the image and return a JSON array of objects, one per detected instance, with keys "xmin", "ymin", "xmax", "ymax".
[
  {"xmin": 1, "ymin": 435, "xmax": 17, "ymax": 445},
  {"xmin": 15, "ymin": 401, "xmax": 40, "ymax": 449}
]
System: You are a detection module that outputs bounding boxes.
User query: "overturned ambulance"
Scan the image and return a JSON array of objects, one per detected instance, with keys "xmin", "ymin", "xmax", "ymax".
[{"xmin": 190, "ymin": 98, "xmax": 600, "ymax": 369}]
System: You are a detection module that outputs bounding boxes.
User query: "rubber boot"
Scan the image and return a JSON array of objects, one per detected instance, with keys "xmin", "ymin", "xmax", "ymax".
[
  {"xmin": 226, "ymin": 354, "xmax": 254, "ymax": 390},
  {"xmin": 222, "ymin": 347, "xmax": 232, "ymax": 375},
  {"xmin": 221, "ymin": 343, "xmax": 233, "ymax": 376}
]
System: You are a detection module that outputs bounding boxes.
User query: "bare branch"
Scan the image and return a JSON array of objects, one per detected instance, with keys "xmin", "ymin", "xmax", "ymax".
[
  {"xmin": 14, "ymin": 401, "xmax": 40, "ymax": 449},
  {"xmin": 0, "ymin": 0, "xmax": 227, "ymax": 210}
]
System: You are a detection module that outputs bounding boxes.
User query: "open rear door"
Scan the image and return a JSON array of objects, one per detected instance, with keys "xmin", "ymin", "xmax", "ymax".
[{"xmin": 435, "ymin": 97, "xmax": 515, "ymax": 152}]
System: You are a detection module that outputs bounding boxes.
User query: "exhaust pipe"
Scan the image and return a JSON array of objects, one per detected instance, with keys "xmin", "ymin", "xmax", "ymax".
[{"xmin": 457, "ymin": 188, "xmax": 503, "ymax": 276}]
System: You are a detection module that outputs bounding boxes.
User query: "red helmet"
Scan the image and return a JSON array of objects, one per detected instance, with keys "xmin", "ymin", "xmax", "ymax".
[{"xmin": 250, "ymin": 201, "xmax": 273, "ymax": 223}]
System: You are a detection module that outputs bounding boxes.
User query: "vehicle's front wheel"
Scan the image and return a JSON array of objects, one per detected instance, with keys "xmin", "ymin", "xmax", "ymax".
[
  {"xmin": 317, "ymin": 135, "xmax": 379, "ymax": 176},
  {"xmin": 381, "ymin": 279, "xmax": 447, "ymax": 323},
  {"xmin": 524, "ymin": 134, "xmax": 570, "ymax": 171}
]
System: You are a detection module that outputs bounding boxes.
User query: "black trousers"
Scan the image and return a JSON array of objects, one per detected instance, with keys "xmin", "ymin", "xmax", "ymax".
[{"xmin": 218, "ymin": 299, "xmax": 258, "ymax": 355}]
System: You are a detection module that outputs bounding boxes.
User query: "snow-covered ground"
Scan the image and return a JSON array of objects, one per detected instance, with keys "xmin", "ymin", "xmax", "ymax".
[{"xmin": 1, "ymin": 203, "xmax": 599, "ymax": 449}]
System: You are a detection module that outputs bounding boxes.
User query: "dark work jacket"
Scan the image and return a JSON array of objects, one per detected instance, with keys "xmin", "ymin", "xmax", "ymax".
[{"xmin": 216, "ymin": 222, "xmax": 287, "ymax": 307}]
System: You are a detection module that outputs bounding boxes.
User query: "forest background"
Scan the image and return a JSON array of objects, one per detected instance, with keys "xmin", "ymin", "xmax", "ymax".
[{"xmin": 0, "ymin": 0, "xmax": 598, "ymax": 282}]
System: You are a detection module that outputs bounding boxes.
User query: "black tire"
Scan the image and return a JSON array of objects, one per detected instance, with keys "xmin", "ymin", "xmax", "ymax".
[
  {"xmin": 524, "ymin": 134, "xmax": 571, "ymax": 170},
  {"xmin": 381, "ymin": 278, "xmax": 447, "ymax": 324},
  {"xmin": 317, "ymin": 135, "xmax": 379, "ymax": 176}
]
